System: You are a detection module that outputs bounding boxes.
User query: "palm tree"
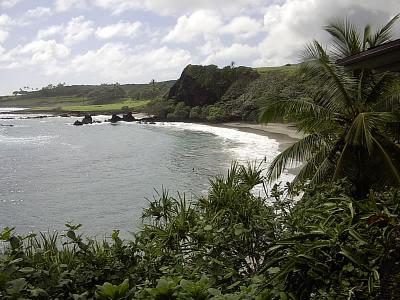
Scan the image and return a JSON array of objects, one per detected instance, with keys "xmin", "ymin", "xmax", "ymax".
[{"xmin": 260, "ymin": 15, "xmax": 400, "ymax": 196}]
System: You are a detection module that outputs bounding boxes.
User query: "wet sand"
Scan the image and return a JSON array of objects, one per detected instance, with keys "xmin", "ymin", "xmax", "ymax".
[{"xmin": 216, "ymin": 122, "xmax": 303, "ymax": 151}]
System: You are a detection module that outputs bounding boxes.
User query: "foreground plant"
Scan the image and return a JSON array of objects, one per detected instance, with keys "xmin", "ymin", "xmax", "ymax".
[
  {"xmin": 260, "ymin": 15, "xmax": 400, "ymax": 196},
  {"xmin": 1, "ymin": 163, "xmax": 399, "ymax": 299}
]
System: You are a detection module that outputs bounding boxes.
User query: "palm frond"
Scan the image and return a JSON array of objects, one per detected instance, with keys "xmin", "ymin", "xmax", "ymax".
[
  {"xmin": 346, "ymin": 113, "xmax": 375, "ymax": 155},
  {"xmin": 362, "ymin": 24, "xmax": 372, "ymax": 51},
  {"xmin": 301, "ymin": 41, "xmax": 356, "ymax": 114},
  {"xmin": 266, "ymin": 134, "xmax": 324, "ymax": 182},
  {"xmin": 365, "ymin": 72, "xmax": 400, "ymax": 108},
  {"xmin": 370, "ymin": 14, "xmax": 400, "ymax": 46},
  {"xmin": 259, "ymin": 97, "xmax": 337, "ymax": 125},
  {"xmin": 291, "ymin": 146, "xmax": 329, "ymax": 187},
  {"xmin": 310, "ymin": 157, "xmax": 335, "ymax": 186},
  {"xmin": 324, "ymin": 19, "xmax": 361, "ymax": 58},
  {"xmin": 371, "ymin": 135, "xmax": 400, "ymax": 186},
  {"xmin": 372, "ymin": 88, "xmax": 400, "ymax": 112}
]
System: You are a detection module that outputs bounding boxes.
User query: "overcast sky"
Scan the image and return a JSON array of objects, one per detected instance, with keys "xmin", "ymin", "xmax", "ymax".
[{"xmin": 0, "ymin": 0, "xmax": 399, "ymax": 95}]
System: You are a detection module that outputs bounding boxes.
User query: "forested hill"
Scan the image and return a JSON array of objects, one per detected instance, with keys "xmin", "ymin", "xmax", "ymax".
[
  {"xmin": 0, "ymin": 64, "xmax": 308, "ymax": 119},
  {"xmin": 0, "ymin": 81, "xmax": 175, "ymax": 112},
  {"xmin": 146, "ymin": 63, "xmax": 309, "ymax": 122}
]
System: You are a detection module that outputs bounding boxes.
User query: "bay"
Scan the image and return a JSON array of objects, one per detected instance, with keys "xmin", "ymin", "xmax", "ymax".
[{"xmin": 0, "ymin": 110, "xmax": 289, "ymax": 238}]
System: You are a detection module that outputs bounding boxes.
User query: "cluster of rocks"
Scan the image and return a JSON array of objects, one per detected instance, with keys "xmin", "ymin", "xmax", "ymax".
[
  {"xmin": 73, "ymin": 112, "xmax": 155, "ymax": 126},
  {"xmin": 73, "ymin": 115, "xmax": 95, "ymax": 126},
  {"xmin": 109, "ymin": 112, "xmax": 136, "ymax": 123}
]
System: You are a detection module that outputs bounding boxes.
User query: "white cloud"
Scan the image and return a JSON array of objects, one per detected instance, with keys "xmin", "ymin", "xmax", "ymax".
[
  {"xmin": 37, "ymin": 25, "xmax": 63, "ymax": 39},
  {"xmin": 0, "ymin": 0, "xmax": 21, "ymax": 8},
  {"xmin": 0, "ymin": 14, "xmax": 14, "ymax": 27},
  {"xmin": 93, "ymin": 0, "xmax": 263, "ymax": 16},
  {"xmin": 203, "ymin": 43, "xmax": 259, "ymax": 65},
  {"xmin": 55, "ymin": 0, "xmax": 87, "ymax": 12},
  {"xmin": 64, "ymin": 16, "xmax": 94, "ymax": 45},
  {"xmin": 0, "ymin": 29, "xmax": 9, "ymax": 43},
  {"xmin": 164, "ymin": 10, "xmax": 222, "ymax": 43},
  {"xmin": 221, "ymin": 16, "xmax": 263, "ymax": 39},
  {"xmin": 95, "ymin": 21, "xmax": 142, "ymax": 39},
  {"xmin": 36, "ymin": 16, "xmax": 94, "ymax": 45},
  {"xmin": 0, "ymin": 39, "xmax": 71, "ymax": 70},
  {"xmin": 255, "ymin": 0, "xmax": 400, "ymax": 67},
  {"xmin": 24, "ymin": 7, "xmax": 52, "ymax": 18},
  {"xmin": 18, "ymin": 40, "xmax": 70, "ymax": 64},
  {"xmin": 18, "ymin": 7, "xmax": 53, "ymax": 25},
  {"xmin": 49, "ymin": 43, "xmax": 192, "ymax": 82}
]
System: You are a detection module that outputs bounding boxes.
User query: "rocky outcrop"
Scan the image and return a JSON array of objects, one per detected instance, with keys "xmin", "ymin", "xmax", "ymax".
[
  {"xmin": 122, "ymin": 112, "xmax": 135, "ymax": 122},
  {"xmin": 167, "ymin": 64, "xmax": 259, "ymax": 107},
  {"xmin": 109, "ymin": 114, "xmax": 123, "ymax": 123},
  {"xmin": 73, "ymin": 114, "xmax": 92, "ymax": 126},
  {"xmin": 82, "ymin": 114, "xmax": 93, "ymax": 124}
]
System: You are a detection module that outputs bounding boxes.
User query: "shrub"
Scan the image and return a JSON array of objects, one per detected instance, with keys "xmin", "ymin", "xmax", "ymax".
[
  {"xmin": 206, "ymin": 106, "xmax": 227, "ymax": 122},
  {"xmin": 189, "ymin": 106, "xmax": 202, "ymax": 120},
  {"xmin": 172, "ymin": 102, "xmax": 190, "ymax": 119}
]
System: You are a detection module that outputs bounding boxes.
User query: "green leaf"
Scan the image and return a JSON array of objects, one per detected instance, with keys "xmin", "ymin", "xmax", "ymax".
[
  {"xmin": 6, "ymin": 278, "xmax": 27, "ymax": 294},
  {"xmin": 19, "ymin": 267, "xmax": 35, "ymax": 274},
  {"xmin": 204, "ymin": 225, "xmax": 212, "ymax": 231}
]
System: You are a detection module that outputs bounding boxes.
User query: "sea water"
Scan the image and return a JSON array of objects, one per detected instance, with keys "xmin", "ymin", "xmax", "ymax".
[{"xmin": 0, "ymin": 109, "xmax": 293, "ymax": 237}]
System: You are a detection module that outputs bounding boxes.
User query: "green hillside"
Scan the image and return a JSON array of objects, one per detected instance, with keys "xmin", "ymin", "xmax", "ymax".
[
  {"xmin": 145, "ymin": 63, "xmax": 308, "ymax": 122},
  {"xmin": 0, "ymin": 64, "xmax": 305, "ymax": 118},
  {"xmin": 0, "ymin": 81, "xmax": 175, "ymax": 113}
]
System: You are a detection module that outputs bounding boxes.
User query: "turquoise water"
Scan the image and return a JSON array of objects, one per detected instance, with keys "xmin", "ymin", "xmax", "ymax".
[{"xmin": 0, "ymin": 109, "xmax": 288, "ymax": 237}]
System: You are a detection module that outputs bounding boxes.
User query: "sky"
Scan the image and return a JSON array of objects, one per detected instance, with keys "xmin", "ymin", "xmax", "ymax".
[{"xmin": 0, "ymin": 0, "xmax": 399, "ymax": 95}]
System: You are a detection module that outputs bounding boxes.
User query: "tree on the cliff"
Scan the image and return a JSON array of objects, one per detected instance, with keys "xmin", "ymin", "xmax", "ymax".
[{"xmin": 260, "ymin": 15, "xmax": 400, "ymax": 196}]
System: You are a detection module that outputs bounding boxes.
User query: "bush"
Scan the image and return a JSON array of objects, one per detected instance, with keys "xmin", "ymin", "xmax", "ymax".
[
  {"xmin": 1, "ymin": 164, "xmax": 400, "ymax": 299},
  {"xmin": 172, "ymin": 102, "xmax": 190, "ymax": 119},
  {"xmin": 189, "ymin": 106, "xmax": 202, "ymax": 119},
  {"xmin": 144, "ymin": 99, "xmax": 176, "ymax": 118},
  {"xmin": 206, "ymin": 106, "xmax": 227, "ymax": 122}
]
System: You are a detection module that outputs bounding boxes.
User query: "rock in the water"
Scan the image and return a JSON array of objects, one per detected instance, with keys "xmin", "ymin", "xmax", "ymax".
[
  {"xmin": 60, "ymin": 113, "xmax": 70, "ymax": 117},
  {"xmin": 122, "ymin": 112, "xmax": 135, "ymax": 122},
  {"xmin": 82, "ymin": 114, "xmax": 93, "ymax": 124},
  {"xmin": 109, "ymin": 114, "xmax": 123, "ymax": 123},
  {"xmin": 73, "ymin": 120, "xmax": 83, "ymax": 126}
]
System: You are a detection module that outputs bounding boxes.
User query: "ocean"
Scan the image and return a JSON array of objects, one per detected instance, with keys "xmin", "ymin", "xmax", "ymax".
[{"xmin": 0, "ymin": 109, "xmax": 293, "ymax": 238}]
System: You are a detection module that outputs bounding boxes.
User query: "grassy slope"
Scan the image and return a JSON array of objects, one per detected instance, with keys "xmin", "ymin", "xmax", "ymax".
[
  {"xmin": 0, "ymin": 65, "xmax": 299, "ymax": 114},
  {"xmin": 0, "ymin": 96, "xmax": 86, "ymax": 108},
  {"xmin": 255, "ymin": 64, "xmax": 300, "ymax": 76},
  {"xmin": 28, "ymin": 99, "xmax": 151, "ymax": 112}
]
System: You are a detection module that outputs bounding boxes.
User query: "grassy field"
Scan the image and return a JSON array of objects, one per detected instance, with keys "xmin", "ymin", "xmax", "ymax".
[
  {"xmin": 256, "ymin": 64, "xmax": 300, "ymax": 76},
  {"xmin": 0, "ymin": 96, "xmax": 86, "ymax": 108},
  {"xmin": 29, "ymin": 99, "xmax": 151, "ymax": 112}
]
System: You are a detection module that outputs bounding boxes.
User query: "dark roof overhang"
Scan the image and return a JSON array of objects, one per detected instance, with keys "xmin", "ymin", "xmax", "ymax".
[{"xmin": 336, "ymin": 39, "xmax": 400, "ymax": 72}]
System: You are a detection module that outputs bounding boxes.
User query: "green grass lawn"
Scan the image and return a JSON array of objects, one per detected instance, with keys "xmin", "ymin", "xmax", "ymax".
[
  {"xmin": 256, "ymin": 64, "xmax": 300, "ymax": 76},
  {"xmin": 0, "ymin": 96, "xmax": 86, "ymax": 108},
  {"xmin": 30, "ymin": 99, "xmax": 151, "ymax": 112}
]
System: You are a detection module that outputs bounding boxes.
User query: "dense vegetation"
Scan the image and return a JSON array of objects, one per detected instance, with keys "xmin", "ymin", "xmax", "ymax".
[
  {"xmin": 1, "ymin": 16, "xmax": 400, "ymax": 299},
  {"xmin": 261, "ymin": 15, "xmax": 400, "ymax": 197},
  {"xmin": 0, "ymin": 81, "xmax": 174, "ymax": 112},
  {"xmin": 1, "ymin": 164, "xmax": 400, "ymax": 299},
  {"xmin": 144, "ymin": 64, "xmax": 307, "ymax": 122},
  {"xmin": 0, "ymin": 63, "xmax": 304, "ymax": 119}
]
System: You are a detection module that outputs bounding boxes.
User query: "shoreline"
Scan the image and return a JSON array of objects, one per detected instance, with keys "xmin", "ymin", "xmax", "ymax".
[
  {"xmin": 1, "ymin": 108, "xmax": 303, "ymax": 176},
  {"xmin": 216, "ymin": 122, "xmax": 302, "ymax": 151},
  {"xmin": 216, "ymin": 122, "xmax": 303, "ymax": 176}
]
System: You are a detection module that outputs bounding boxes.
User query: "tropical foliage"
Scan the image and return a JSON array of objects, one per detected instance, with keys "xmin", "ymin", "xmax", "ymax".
[
  {"xmin": 1, "ymin": 164, "xmax": 400, "ymax": 299},
  {"xmin": 260, "ymin": 15, "xmax": 400, "ymax": 195}
]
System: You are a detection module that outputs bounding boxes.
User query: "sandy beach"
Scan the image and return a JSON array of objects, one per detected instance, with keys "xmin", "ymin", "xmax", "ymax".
[
  {"xmin": 216, "ymin": 122, "xmax": 303, "ymax": 151},
  {"xmin": 216, "ymin": 122, "xmax": 304, "ymax": 176}
]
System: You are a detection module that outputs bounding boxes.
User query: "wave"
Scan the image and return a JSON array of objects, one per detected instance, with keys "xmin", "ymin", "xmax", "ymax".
[
  {"xmin": 155, "ymin": 122, "xmax": 295, "ymax": 185},
  {"xmin": 0, "ymin": 134, "xmax": 55, "ymax": 145}
]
